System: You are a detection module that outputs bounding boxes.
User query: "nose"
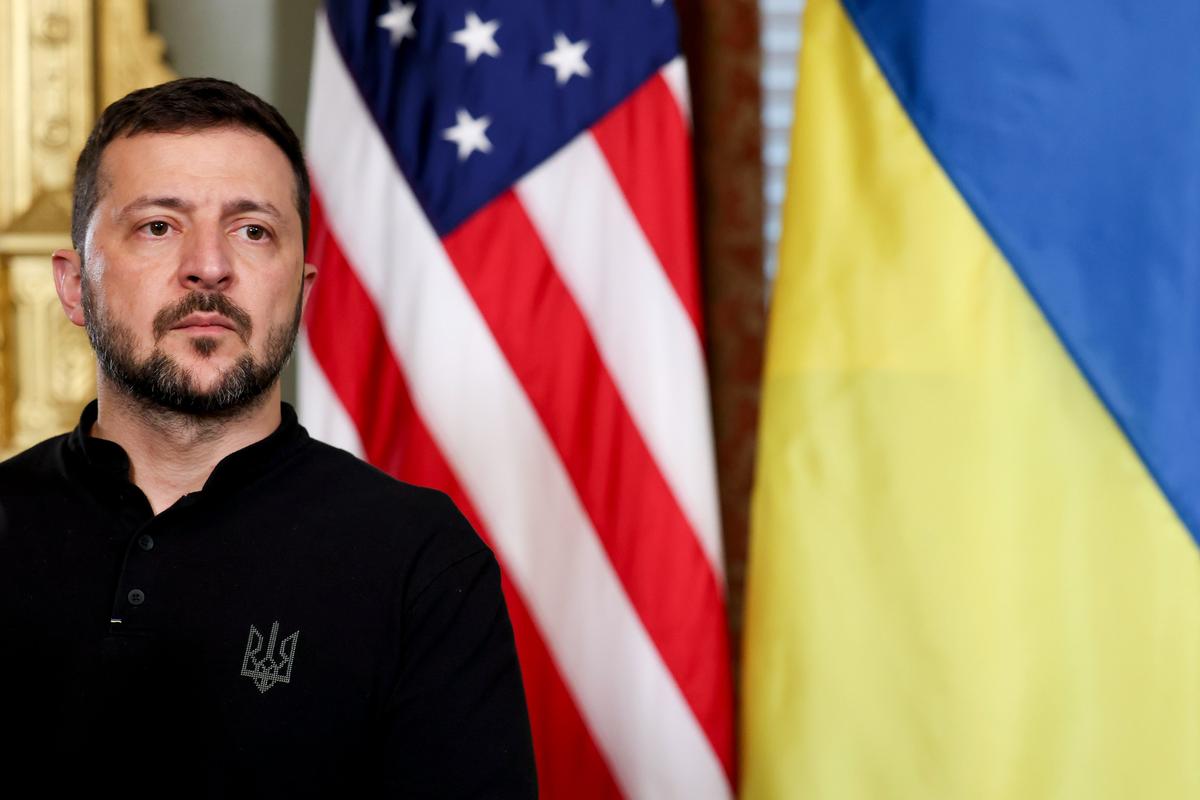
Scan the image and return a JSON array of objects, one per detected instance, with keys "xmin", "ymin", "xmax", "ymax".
[{"xmin": 177, "ymin": 224, "xmax": 234, "ymax": 291}]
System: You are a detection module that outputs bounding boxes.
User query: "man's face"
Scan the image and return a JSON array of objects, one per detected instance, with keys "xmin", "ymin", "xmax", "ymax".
[{"xmin": 77, "ymin": 127, "xmax": 310, "ymax": 415}]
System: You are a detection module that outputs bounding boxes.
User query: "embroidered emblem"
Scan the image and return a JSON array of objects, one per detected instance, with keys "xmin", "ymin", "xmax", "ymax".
[{"xmin": 240, "ymin": 621, "xmax": 299, "ymax": 694}]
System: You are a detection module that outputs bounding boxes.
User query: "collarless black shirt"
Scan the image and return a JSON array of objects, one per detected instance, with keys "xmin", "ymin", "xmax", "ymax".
[{"xmin": 0, "ymin": 402, "xmax": 536, "ymax": 798}]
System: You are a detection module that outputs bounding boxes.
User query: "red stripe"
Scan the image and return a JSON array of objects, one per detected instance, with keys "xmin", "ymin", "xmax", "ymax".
[
  {"xmin": 442, "ymin": 190, "xmax": 734, "ymax": 777},
  {"xmin": 500, "ymin": 575, "xmax": 623, "ymax": 800},
  {"xmin": 591, "ymin": 74, "xmax": 705, "ymax": 345},
  {"xmin": 305, "ymin": 188, "xmax": 622, "ymax": 798},
  {"xmin": 304, "ymin": 194, "xmax": 440, "ymax": 479}
]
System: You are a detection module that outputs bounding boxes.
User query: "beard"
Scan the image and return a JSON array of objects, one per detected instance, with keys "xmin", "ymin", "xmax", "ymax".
[{"xmin": 82, "ymin": 279, "xmax": 301, "ymax": 418}]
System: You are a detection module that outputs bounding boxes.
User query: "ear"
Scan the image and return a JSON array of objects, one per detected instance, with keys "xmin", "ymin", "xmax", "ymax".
[
  {"xmin": 300, "ymin": 261, "xmax": 318, "ymax": 311},
  {"xmin": 52, "ymin": 249, "xmax": 86, "ymax": 327}
]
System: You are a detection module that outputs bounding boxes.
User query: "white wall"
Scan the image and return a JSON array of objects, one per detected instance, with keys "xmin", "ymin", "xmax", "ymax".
[{"xmin": 149, "ymin": 0, "xmax": 322, "ymax": 139}]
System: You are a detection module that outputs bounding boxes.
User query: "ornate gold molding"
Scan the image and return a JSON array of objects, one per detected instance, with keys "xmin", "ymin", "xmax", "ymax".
[
  {"xmin": 0, "ymin": 0, "xmax": 94, "ymax": 232},
  {"xmin": 0, "ymin": 0, "xmax": 174, "ymax": 457},
  {"xmin": 97, "ymin": 0, "xmax": 173, "ymax": 107}
]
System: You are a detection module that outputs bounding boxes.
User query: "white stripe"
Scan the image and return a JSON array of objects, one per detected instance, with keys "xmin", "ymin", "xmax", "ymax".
[
  {"xmin": 306, "ymin": 15, "xmax": 731, "ymax": 799},
  {"xmin": 661, "ymin": 56, "xmax": 692, "ymax": 125},
  {"xmin": 515, "ymin": 133, "xmax": 725, "ymax": 580},
  {"xmin": 296, "ymin": 333, "xmax": 365, "ymax": 459}
]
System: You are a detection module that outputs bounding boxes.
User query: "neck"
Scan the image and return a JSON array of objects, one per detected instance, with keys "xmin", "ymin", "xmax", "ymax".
[{"xmin": 91, "ymin": 374, "xmax": 283, "ymax": 515}]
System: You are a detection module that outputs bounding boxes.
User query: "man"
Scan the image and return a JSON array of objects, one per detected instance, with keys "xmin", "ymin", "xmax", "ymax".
[{"xmin": 0, "ymin": 78, "xmax": 536, "ymax": 797}]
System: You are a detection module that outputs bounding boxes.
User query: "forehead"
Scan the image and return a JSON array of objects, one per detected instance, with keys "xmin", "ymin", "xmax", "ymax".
[{"xmin": 97, "ymin": 127, "xmax": 297, "ymax": 210}]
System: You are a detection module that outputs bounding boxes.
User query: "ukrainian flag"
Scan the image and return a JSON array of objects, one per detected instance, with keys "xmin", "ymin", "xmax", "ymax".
[{"xmin": 743, "ymin": 1, "xmax": 1200, "ymax": 797}]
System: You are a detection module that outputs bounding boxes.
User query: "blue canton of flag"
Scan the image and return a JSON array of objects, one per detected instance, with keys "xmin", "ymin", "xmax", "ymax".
[{"xmin": 326, "ymin": 0, "xmax": 682, "ymax": 234}]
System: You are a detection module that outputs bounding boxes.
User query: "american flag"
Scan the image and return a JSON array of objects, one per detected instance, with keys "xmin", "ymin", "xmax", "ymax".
[{"xmin": 298, "ymin": 1, "xmax": 732, "ymax": 795}]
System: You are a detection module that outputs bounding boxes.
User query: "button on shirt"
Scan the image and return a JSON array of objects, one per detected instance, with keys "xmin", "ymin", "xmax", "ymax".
[{"xmin": 0, "ymin": 402, "xmax": 536, "ymax": 798}]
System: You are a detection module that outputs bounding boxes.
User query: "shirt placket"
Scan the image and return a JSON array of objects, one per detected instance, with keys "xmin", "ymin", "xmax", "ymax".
[{"xmin": 107, "ymin": 492, "xmax": 197, "ymax": 634}]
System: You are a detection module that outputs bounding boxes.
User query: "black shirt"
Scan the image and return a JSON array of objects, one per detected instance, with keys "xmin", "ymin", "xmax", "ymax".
[{"xmin": 0, "ymin": 402, "xmax": 536, "ymax": 797}]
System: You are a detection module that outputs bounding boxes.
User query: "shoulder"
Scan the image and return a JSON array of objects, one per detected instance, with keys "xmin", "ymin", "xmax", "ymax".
[
  {"xmin": 291, "ymin": 438, "xmax": 464, "ymax": 518},
  {"xmin": 285, "ymin": 437, "xmax": 488, "ymax": 567},
  {"xmin": 0, "ymin": 434, "xmax": 70, "ymax": 497}
]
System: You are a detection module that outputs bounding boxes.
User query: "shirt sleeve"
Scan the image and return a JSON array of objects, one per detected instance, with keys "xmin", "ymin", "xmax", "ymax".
[{"xmin": 379, "ymin": 533, "xmax": 538, "ymax": 797}]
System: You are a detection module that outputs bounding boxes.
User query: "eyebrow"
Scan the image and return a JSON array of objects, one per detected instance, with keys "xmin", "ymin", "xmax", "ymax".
[
  {"xmin": 222, "ymin": 198, "xmax": 284, "ymax": 220},
  {"xmin": 116, "ymin": 195, "xmax": 193, "ymax": 221},
  {"xmin": 114, "ymin": 196, "xmax": 284, "ymax": 222}
]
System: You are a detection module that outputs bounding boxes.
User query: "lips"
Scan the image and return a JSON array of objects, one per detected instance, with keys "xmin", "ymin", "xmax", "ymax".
[
  {"xmin": 172, "ymin": 313, "xmax": 238, "ymax": 333},
  {"xmin": 153, "ymin": 293, "xmax": 254, "ymax": 342}
]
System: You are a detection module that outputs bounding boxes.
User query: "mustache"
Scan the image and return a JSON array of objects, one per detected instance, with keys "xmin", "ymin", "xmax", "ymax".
[{"xmin": 152, "ymin": 292, "xmax": 253, "ymax": 342}]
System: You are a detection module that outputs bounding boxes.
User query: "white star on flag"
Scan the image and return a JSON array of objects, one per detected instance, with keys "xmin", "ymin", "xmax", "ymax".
[
  {"xmin": 540, "ymin": 33, "xmax": 591, "ymax": 85},
  {"xmin": 377, "ymin": 1, "xmax": 416, "ymax": 46},
  {"xmin": 442, "ymin": 108, "xmax": 493, "ymax": 161},
  {"xmin": 451, "ymin": 12, "xmax": 501, "ymax": 64}
]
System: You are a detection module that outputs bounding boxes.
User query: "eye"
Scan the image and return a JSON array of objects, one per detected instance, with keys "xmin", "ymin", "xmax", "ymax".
[
  {"xmin": 239, "ymin": 224, "xmax": 270, "ymax": 242},
  {"xmin": 145, "ymin": 220, "xmax": 170, "ymax": 237}
]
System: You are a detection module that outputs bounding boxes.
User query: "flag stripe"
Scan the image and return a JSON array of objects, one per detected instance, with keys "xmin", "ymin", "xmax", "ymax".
[
  {"xmin": 304, "ymin": 190, "xmax": 465, "ymax": 483},
  {"xmin": 304, "ymin": 194, "xmax": 425, "ymax": 474},
  {"xmin": 661, "ymin": 56, "xmax": 692, "ymax": 125},
  {"xmin": 515, "ymin": 134, "xmax": 724, "ymax": 579},
  {"xmin": 302, "ymin": 194, "xmax": 623, "ymax": 797},
  {"xmin": 442, "ymin": 189, "xmax": 733, "ymax": 773},
  {"xmin": 591, "ymin": 70, "xmax": 705, "ymax": 341},
  {"xmin": 296, "ymin": 334, "xmax": 363, "ymax": 459},
  {"xmin": 306, "ymin": 16, "xmax": 732, "ymax": 797},
  {"xmin": 501, "ymin": 575, "xmax": 626, "ymax": 800}
]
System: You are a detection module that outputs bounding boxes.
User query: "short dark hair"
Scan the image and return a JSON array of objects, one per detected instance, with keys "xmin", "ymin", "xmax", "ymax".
[{"xmin": 71, "ymin": 77, "xmax": 309, "ymax": 253}]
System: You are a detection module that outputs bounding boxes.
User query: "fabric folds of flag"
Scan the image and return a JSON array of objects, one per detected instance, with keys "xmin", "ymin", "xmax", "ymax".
[
  {"xmin": 744, "ymin": 0, "xmax": 1200, "ymax": 797},
  {"xmin": 297, "ymin": 2, "xmax": 732, "ymax": 797}
]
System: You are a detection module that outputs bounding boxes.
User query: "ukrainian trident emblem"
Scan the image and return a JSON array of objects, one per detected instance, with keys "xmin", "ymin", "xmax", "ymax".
[{"xmin": 240, "ymin": 621, "xmax": 300, "ymax": 694}]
